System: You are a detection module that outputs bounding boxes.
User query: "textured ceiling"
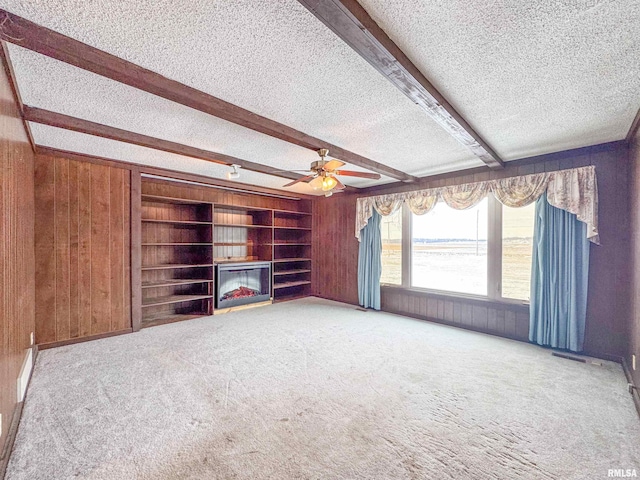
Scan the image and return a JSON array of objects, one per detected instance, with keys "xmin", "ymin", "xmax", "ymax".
[
  {"xmin": 29, "ymin": 123, "xmax": 321, "ymax": 196},
  {"xmin": 1, "ymin": 0, "xmax": 481, "ymax": 181},
  {"xmin": 8, "ymin": 46, "xmax": 396, "ymax": 190},
  {"xmin": 359, "ymin": 0, "xmax": 640, "ymax": 160},
  {"xmin": 1, "ymin": 0, "xmax": 636, "ymax": 190}
]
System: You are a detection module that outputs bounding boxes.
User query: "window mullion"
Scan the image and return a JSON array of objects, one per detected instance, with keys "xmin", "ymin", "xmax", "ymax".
[
  {"xmin": 401, "ymin": 203, "xmax": 412, "ymax": 288},
  {"xmin": 487, "ymin": 194, "xmax": 502, "ymax": 300}
]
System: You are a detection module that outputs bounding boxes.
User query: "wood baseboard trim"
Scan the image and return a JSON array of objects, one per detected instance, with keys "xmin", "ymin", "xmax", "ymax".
[
  {"xmin": 620, "ymin": 358, "xmax": 640, "ymax": 419},
  {"xmin": 0, "ymin": 399, "xmax": 24, "ymax": 479},
  {"xmin": 0, "ymin": 345, "xmax": 38, "ymax": 480},
  {"xmin": 312, "ymin": 294, "xmax": 359, "ymax": 307},
  {"xmin": 38, "ymin": 329, "xmax": 133, "ymax": 350}
]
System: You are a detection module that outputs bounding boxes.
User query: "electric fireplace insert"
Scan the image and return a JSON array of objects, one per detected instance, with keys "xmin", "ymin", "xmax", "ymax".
[{"xmin": 215, "ymin": 261, "xmax": 271, "ymax": 309}]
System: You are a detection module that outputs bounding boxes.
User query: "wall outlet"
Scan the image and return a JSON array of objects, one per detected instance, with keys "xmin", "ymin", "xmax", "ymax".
[
  {"xmin": 30, "ymin": 332, "xmax": 34, "ymax": 346},
  {"xmin": 633, "ymin": 354, "xmax": 637, "ymax": 371}
]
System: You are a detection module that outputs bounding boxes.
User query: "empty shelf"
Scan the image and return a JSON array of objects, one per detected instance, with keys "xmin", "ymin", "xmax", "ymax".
[
  {"xmin": 273, "ymin": 293, "xmax": 310, "ymax": 303},
  {"xmin": 142, "ymin": 294, "xmax": 213, "ymax": 308},
  {"xmin": 274, "ymin": 226, "xmax": 312, "ymax": 230},
  {"xmin": 214, "ymin": 223, "xmax": 272, "ymax": 228},
  {"xmin": 142, "ymin": 264, "xmax": 213, "ymax": 270},
  {"xmin": 142, "ymin": 279, "xmax": 213, "ymax": 288},
  {"xmin": 142, "ymin": 243, "xmax": 213, "ymax": 246},
  {"xmin": 273, "ymin": 243, "xmax": 311, "ymax": 246},
  {"xmin": 273, "ymin": 280, "xmax": 311, "ymax": 289},
  {"xmin": 142, "ymin": 219, "xmax": 211, "ymax": 225},
  {"xmin": 142, "ymin": 312, "xmax": 210, "ymax": 328},
  {"xmin": 273, "ymin": 269, "xmax": 311, "ymax": 276},
  {"xmin": 272, "ymin": 258, "xmax": 311, "ymax": 263}
]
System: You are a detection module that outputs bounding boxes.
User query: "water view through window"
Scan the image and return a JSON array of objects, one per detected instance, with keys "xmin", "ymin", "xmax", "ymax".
[{"xmin": 411, "ymin": 199, "xmax": 488, "ymax": 295}]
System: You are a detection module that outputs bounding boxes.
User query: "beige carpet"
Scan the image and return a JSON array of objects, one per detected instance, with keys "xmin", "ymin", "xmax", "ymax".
[{"xmin": 7, "ymin": 297, "xmax": 640, "ymax": 479}]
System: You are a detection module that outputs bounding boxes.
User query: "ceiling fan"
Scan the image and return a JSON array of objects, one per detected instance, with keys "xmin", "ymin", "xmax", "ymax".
[{"xmin": 282, "ymin": 149, "xmax": 381, "ymax": 196}]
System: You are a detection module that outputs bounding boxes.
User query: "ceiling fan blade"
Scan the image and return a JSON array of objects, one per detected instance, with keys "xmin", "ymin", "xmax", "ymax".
[
  {"xmin": 334, "ymin": 170, "xmax": 381, "ymax": 179},
  {"xmin": 323, "ymin": 159, "xmax": 346, "ymax": 171},
  {"xmin": 334, "ymin": 177, "xmax": 346, "ymax": 191},
  {"xmin": 283, "ymin": 175, "xmax": 315, "ymax": 187}
]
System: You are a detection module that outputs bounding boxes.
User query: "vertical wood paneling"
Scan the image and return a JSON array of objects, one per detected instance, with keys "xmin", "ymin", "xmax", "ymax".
[
  {"xmin": 54, "ymin": 157, "xmax": 70, "ymax": 341},
  {"xmin": 629, "ymin": 127, "xmax": 640, "ymax": 388},
  {"xmin": 78, "ymin": 161, "xmax": 92, "ymax": 338},
  {"xmin": 34, "ymin": 155, "xmax": 132, "ymax": 346},
  {"xmin": 130, "ymin": 169, "xmax": 142, "ymax": 332},
  {"xmin": 68, "ymin": 161, "xmax": 80, "ymax": 339},
  {"xmin": 110, "ymin": 168, "xmax": 125, "ymax": 332},
  {"xmin": 0, "ymin": 56, "xmax": 35, "ymax": 454},
  {"xmin": 34, "ymin": 158, "xmax": 55, "ymax": 343},
  {"xmin": 91, "ymin": 164, "xmax": 111, "ymax": 335}
]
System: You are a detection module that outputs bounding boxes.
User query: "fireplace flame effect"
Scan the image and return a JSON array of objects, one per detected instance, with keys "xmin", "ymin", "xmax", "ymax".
[{"xmin": 221, "ymin": 286, "xmax": 260, "ymax": 301}]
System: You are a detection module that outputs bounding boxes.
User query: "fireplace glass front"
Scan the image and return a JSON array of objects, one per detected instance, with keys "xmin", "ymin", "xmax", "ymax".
[{"xmin": 216, "ymin": 261, "xmax": 271, "ymax": 309}]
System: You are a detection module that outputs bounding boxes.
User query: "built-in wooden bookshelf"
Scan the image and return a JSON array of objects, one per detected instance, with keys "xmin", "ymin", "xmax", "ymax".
[
  {"xmin": 140, "ymin": 195, "xmax": 214, "ymax": 327},
  {"xmin": 212, "ymin": 205, "xmax": 313, "ymax": 302},
  {"xmin": 213, "ymin": 204, "xmax": 273, "ymax": 264},
  {"xmin": 137, "ymin": 181, "xmax": 314, "ymax": 328},
  {"xmin": 272, "ymin": 210, "xmax": 312, "ymax": 301}
]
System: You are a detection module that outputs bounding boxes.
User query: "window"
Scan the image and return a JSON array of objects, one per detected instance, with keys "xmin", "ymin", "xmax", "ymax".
[
  {"xmin": 376, "ymin": 193, "xmax": 536, "ymax": 303},
  {"xmin": 501, "ymin": 202, "xmax": 536, "ymax": 301},
  {"xmin": 380, "ymin": 208, "xmax": 402, "ymax": 285},
  {"xmin": 411, "ymin": 198, "xmax": 488, "ymax": 295}
]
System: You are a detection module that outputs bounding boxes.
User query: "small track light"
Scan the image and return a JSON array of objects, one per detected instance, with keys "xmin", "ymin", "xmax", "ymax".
[{"xmin": 227, "ymin": 164, "xmax": 240, "ymax": 180}]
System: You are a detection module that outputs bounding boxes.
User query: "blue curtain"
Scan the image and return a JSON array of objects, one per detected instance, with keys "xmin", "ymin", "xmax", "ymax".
[
  {"xmin": 529, "ymin": 194, "xmax": 590, "ymax": 352},
  {"xmin": 358, "ymin": 210, "xmax": 382, "ymax": 310}
]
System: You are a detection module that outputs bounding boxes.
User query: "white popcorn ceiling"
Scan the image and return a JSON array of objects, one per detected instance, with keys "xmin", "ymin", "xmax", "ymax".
[
  {"xmin": 358, "ymin": 0, "xmax": 640, "ymax": 160},
  {"xmin": 1, "ymin": 0, "xmax": 483, "ymax": 187},
  {"xmin": 8, "ymin": 45, "xmax": 396, "ymax": 192},
  {"xmin": 1, "ymin": 0, "xmax": 635, "ymax": 190}
]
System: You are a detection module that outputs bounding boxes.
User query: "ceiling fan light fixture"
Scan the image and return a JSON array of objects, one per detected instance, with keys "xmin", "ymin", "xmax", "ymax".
[
  {"xmin": 309, "ymin": 176, "xmax": 324, "ymax": 190},
  {"xmin": 321, "ymin": 175, "xmax": 338, "ymax": 191}
]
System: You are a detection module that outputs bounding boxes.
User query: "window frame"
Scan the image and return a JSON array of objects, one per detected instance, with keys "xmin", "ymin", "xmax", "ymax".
[{"xmin": 383, "ymin": 195, "xmax": 531, "ymax": 306}]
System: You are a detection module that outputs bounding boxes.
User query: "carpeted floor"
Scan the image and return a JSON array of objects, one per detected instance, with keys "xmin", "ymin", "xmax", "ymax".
[{"xmin": 6, "ymin": 297, "xmax": 640, "ymax": 479}]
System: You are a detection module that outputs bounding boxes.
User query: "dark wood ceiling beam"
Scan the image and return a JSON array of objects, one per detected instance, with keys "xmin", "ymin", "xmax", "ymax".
[
  {"xmin": 298, "ymin": 0, "xmax": 504, "ymax": 170},
  {"xmin": 0, "ymin": 10, "xmax": 416, "ymax": 183},
  {"xmin": 23, "ymin": 105, "xmax": 304, "ymax": 181}
]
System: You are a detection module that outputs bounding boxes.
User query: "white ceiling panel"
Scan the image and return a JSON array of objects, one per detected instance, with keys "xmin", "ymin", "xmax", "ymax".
[
  {"xmin": 1, "ymin": 0, "xmax": 480, "ymax": 176},
  {"xmin": 358, "ymin": 0, "xmax": 640, "ymax": 160},
  {"xmin": 29, "ymin": 123, "xmax": 322, "ymax": 196},
  {"xmin": 8, "ymin": 46, "xmax": 396, "ymax": 188}
]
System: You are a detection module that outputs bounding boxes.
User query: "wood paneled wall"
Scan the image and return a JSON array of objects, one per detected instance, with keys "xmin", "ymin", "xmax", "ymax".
[
  {"xmin": 313, "ymin": 141, "xmax": 631, "ymax": 359},
  {"xmin": 142, "ymin": 177, "xmax": 311, "ymax": 213},
  {"xmin": 0, "ymin": 54, "xmax": 35, "ymax": 455},
  {"xmin": 312, "ymin": 193, "xmax": 359, "ymax": 305},
  {"xmin": 34, "ymin": 154, "xmax": 132, "ymax": 346},
  {"xmin": 381, "ymin": 288, "xmax": 530, "ymax": 341},
  {"xmin": 629, "ymin": 126, "xmax": 640, "ymax": 388}
]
